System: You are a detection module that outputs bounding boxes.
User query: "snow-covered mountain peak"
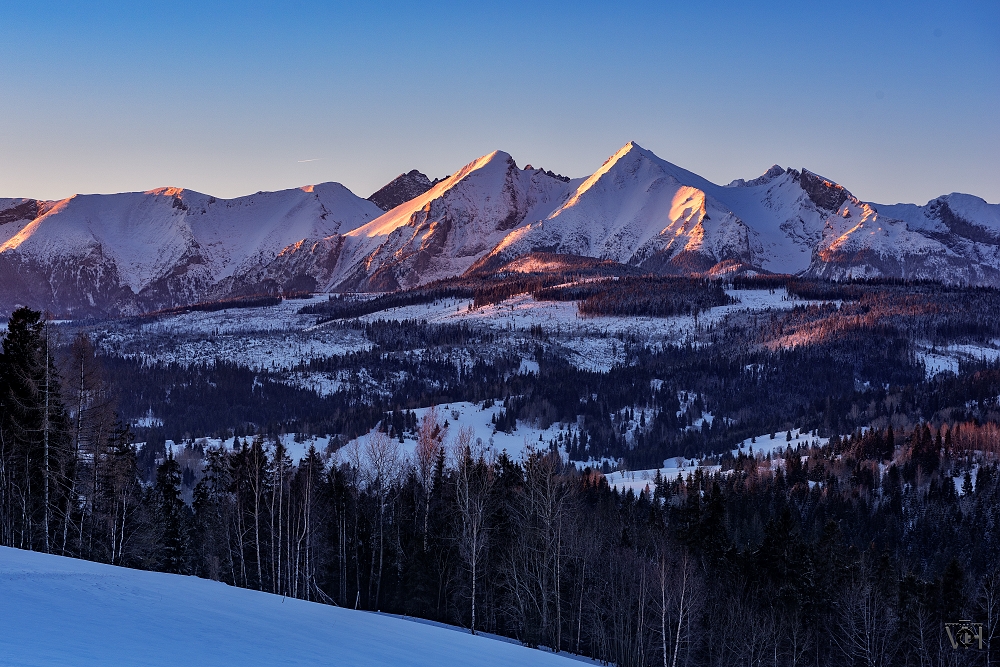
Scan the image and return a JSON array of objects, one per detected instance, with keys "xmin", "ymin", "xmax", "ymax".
[
  {"xmin": 435, "ymin": 150, "xmax": 519, "ymax": 194},
  {"xmin": 726, "ymin": 164, "xmax": 785, "ymax": 188},
  {"xmin": 4, "ymin": 146, "xmax": 1000, "ymax": 317},
  {"xmin": 316, "ymin": 150, "xmax": 576, "ymax": 290},
  {"xmin": 873, "ymin": 192, "xmax": 1000, "ymax": 227},
  {"xmin": 473, "ymin": 142, "xmax": 763, "ymax": 275},
  {"xmin": 143, "ymin": 186, "xmax": 188, "ymax": 197},
  {"xmin": 0, "ymin": 181, "xmax": 383, "ymax": 316},
  {"xmin": 348, "ymin": 150, "xmax": 531, "ymax": 241},
  {"xmin": 790, "ymin": 168, "xmax": 858, "ymax": 212},
  {"xmin": 557, "ymin": 142, "xmax": 709, "ymax": 215}
]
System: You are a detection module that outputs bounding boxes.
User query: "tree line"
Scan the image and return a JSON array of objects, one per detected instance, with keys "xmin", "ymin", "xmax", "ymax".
[{"xmin": 536, "ymin": 276, "xmax": 733, "ymax": 317}]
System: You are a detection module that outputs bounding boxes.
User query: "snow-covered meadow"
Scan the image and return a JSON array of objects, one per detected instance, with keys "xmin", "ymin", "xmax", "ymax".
[
  {"xmin": 341, "ymin": 401, "xmax": 579, "ymax": 462},
  {"xmin": 917, "ymin": 341, "xmax": 1000, "ymax": 378},
  {"xmin": 344, "ymin": 288, "xmax": 802, "ymax": 371},
  {"xmin": 0, "ymin": 546, "xmax": 588, "ymax": 667},
  {"xmin": 91, "ymin": 297, "xmax": 371, "ymax": 370},
  {"xmin": 85, "ymin": 285, "xmax": 808, "ymax": 377},
  {"xmin": 351, "ymin": 288, "xmax": 797, "ymax": 333},
  {"xmin": 603, "ymin": 427, "xmax": 830, "ymax": 495}
]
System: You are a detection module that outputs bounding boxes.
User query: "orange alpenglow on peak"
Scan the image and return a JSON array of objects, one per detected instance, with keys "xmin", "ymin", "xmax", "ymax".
[{"xmin": 144, "ymin": 187, "xmax": 186, "ymax": 198}]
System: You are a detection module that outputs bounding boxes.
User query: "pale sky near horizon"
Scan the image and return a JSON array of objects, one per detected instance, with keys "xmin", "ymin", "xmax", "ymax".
[{"xmin": 1, "ymin": 0, "xmax": 997, "ymax": 205}]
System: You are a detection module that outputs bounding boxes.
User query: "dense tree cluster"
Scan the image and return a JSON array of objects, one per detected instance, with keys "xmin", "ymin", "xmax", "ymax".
[
  {"xmin": 1, "ymin": 308, "xmax": 139, "ymax": 563},
  {"xmin": 732, "ymin": 275, "xmax": 1000, "ymax": 343},
  {"xmin": 535, "ymin": 276, "xmax": 734, "ymax": 317},
  {"xmin": 302, "ymin": 259, "xmax": 641, "ymax": 322},
  {"xmin": 141, "ymin": 294, "xmax": 283, "ymax": 318},
  {"xmin": 103, "ymin": 288, "xmax": 1000, "ymax": 473},
  {"xmin": 301, "ymin": 287, "xmax": 476, "ymax": 322}
]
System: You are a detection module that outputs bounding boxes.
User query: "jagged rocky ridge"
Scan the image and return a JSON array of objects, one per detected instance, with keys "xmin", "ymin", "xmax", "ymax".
[
  {"xmin": 1, "ymin": 143, "xmax": 999, "ymax": 316},
  {"xmin": 366, "ymin": 170, "xmax": 439, "ymax": 212}
]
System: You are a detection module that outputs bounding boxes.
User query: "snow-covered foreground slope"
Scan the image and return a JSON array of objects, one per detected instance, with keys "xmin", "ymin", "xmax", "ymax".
[{"xmin": 0, "ymin": 546, "xmax": 584, "ymax": 667}]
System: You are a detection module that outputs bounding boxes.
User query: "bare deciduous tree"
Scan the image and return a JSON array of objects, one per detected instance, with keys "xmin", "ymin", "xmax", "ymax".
[
  {"xmin": 452, "ymin": 425, "xmax": 495, "ymax": 634},
  {"xmin": 833, "ymin": 563, "xmax": 897, "ymax": 667},
  {"xmin": 415, "ymin": 407, "xmax": 442, "ymax": 551}
]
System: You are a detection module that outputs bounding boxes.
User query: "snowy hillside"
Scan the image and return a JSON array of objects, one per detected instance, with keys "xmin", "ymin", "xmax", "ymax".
[
  {"xmin": 0, "ymin": 546, "xmax": 587, "ymax": 667},
  {"xmin": 604, "ymin": 427, "xmax": 831, "ymax": 495},
  {"xmin": 340, "ymin": 401, "xmax": 583, "ymax": 463}
]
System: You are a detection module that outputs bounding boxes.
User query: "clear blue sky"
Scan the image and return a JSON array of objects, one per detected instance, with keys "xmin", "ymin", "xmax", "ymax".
[{"xmin": 1, "ymin": 0, "xmax": 997, "ymax": 204}]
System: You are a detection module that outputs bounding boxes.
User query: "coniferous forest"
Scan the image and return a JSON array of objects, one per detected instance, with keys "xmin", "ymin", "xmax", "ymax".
[{"xmin": 4, "ymin": 276, "xmax": 1000, "ymax": 666}]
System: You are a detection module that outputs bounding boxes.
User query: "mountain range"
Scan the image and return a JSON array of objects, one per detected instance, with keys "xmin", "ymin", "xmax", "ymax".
[{"xmin": 2, "ymin": 142, "xmax": 998, "ymax": 317}]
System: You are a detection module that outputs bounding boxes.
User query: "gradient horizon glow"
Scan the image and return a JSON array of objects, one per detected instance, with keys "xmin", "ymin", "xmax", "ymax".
[{"xmin": 1, "ymin": 0, "xmax": 997, "ymax": 205}]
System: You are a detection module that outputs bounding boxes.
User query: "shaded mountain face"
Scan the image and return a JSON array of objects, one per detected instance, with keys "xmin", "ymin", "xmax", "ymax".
[
  {"xmin": 2, "ymin": 143, "xmax": 999, "ymax": 317},
  {"xmin": 367, "ymin": 170, "xmax": 437, "ymax": 212}
]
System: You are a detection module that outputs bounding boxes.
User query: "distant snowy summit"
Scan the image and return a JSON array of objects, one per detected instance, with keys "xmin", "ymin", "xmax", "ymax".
[
  {"xmin": 2, "ymin": 142, "xmax": 999, "ymax": 317},
  {"xmin": 0, "ymin": 184, "xmax": 384, "ymax": 317}
]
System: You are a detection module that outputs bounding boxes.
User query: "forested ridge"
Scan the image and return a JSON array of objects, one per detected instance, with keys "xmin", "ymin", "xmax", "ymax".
[
  {"xmin": 302, "ymin": 273, "xmax": 731, "ymax": 323},
  {"xmin": 3, "ymin": 275, "xmax": 1000, "ymax": 666}
]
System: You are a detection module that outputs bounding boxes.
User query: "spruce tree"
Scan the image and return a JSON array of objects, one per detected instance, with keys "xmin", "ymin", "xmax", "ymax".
[
  {"xmin": 0, "ymin": 307, "xmax": 69, "ymax": 552},
  {"xmin": 155, "ymin": 451, "xmax": 188, "ymax": 573}
]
